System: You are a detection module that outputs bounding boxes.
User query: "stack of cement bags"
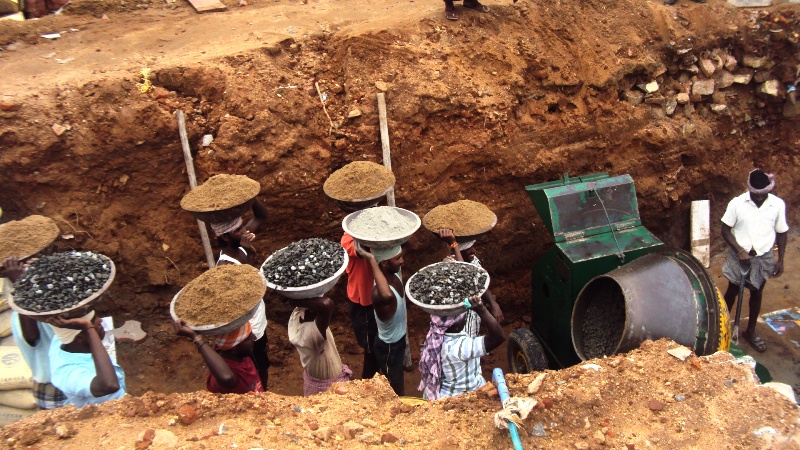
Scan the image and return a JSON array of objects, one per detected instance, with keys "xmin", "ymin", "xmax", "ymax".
[{"xmin": 0, "ymin": 302, "xmax": 37, "ymax": 426}]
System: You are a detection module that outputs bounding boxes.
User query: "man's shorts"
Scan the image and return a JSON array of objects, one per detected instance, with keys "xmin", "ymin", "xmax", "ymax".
[{"xmin": 373, "ymin": 334, "xmax": 406, "ymax": 391}]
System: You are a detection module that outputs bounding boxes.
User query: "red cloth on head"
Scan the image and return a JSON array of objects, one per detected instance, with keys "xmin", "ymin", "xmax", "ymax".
[
  {"xmin": 341, "ymin": 233, "xmax": 374, "ymax": 306},
  {"xmin": 206, "ymin": 356, "xmax": 264, "ymax": 394},
  {"xmin": 211, "ymin": 322, "xmax": 252, "ymax": 351}
]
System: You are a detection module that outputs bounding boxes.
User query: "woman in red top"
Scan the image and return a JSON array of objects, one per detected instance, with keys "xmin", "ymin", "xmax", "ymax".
[{"xmin": 173, "ymin": 320, "xmax": 264, "ymax": 394}]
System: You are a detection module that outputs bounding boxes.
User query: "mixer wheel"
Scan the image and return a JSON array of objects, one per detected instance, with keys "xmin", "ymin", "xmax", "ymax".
[{"xmin": 507, "ymin": 328, "xmax": 548, "ymax": 373}]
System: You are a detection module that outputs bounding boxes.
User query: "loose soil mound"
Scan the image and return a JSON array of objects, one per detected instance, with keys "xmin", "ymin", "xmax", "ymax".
[
  {"xmin": 422, "ymin": 200, "xmax": 497, "ymax": 236},
  {"xmin": 179, "ymin": 175, "xmax": 260, "ymax": 212},
  {"xmin": 2, "ymin": 339, "xmax": 797, "ymax": 449},
  {"xmin": 323, "ymin": 161, "xmax": 395, "ymax": 202},
  {"xmin": 0, "ymin": 215, "xmax": 60, "ymax": 261},
  {"xmin": 173, "ymin": 265, "xmax": 265, "ymax": 327}
]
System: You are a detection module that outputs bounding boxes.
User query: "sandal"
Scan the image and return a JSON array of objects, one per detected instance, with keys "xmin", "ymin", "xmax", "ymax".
[
  {"xmin": 445, "ymin": 7, "xmax": 458, "ymax": 20},
  {"xmin": 463, "ymin": 0, "xmax": 490, "ymax": 12},
  {"xmin": 741, "ymin": 332, "xmax": 767, "ymax": 352}
]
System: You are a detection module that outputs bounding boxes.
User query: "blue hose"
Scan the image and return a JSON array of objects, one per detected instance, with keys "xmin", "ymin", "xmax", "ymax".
[{"xmin": 492, "ymin": 368, "xmax": 524, "ymax": 450}]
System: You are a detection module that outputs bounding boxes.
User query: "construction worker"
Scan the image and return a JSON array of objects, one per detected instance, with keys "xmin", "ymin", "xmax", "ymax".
[
  {"xmin": 47, "ymin": 312, "xmax": 126, "ymax": 407},
  {"xmin": 357, "ymin": 244, "xmax": 408, "ymax": 396},
  {"xmin": 173, "ymin": 320, "xmax": 264, "ymax": 394},
  {"xmin": 418, "ymin": 295, "xmax": 505, "ymax": 399},
  {"xmin": 438, "ymin": 229, "xmax": 504, "ymax": 335},
  {"xmin": 208, "ymin": 198, "xmax": 270, "ymax": 389},
  {"xmin": 285, "ymin": 296, "xmax": 352, "ymax": 396},
  {"xmin": 721, "ymin": 169, "xmax": 788, "ymax": 353}
]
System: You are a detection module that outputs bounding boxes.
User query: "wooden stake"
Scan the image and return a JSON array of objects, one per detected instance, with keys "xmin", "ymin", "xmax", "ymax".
[
  {"xmin": 177, "ymin": 110, "xmax": 216, "ymax": 270},
  {"xmin": 315, "ymin": 82, "xmax": 334, "ymax": 136},
  {"xmin": 377, "ymin": 93, "xmax": 396, "ymax": 207}
]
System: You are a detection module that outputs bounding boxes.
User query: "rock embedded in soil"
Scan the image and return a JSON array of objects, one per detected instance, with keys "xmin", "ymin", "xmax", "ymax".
[
  {"xmin": 179, "ymin": 174, "xmax": 260, "ymax": 212},
  {"xmin": 261, "ymin": 238, "xmax": 344, "ymax": 287},
  {"xmin": 173, "ymin": 264, "xmax": 265, "ymax": 326},
  {"xmin": 0, "ymin": 215, "xmax": 60, "ymax": 261},
  {"xmin": 12, "ymin": 251, "xmax": 112, "ymax": 313},
  {"xmin": 323, "ymin": 161, "xmax": 395, "ymax": 202},
  {"xmin": 347, "ymin": 206, "xmax": 417, "ymax": 240},
  {"xmin": 422, "ymin": 200, "xmax": 496, "ymax": 236},
  {"xmin": 408, "ymin": 262, "xmax": 489, "ymax": 305}
]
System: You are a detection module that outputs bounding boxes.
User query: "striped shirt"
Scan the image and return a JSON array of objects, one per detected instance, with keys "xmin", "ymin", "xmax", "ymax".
[{"xmin": 439, "ymin": 332, "xmax": 487, "ymax": 398}]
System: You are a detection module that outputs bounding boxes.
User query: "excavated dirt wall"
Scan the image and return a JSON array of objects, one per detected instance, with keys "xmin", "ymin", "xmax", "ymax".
[{"xmin": 0, "ymin": 0, "xmax": 798, "ymax": 395}]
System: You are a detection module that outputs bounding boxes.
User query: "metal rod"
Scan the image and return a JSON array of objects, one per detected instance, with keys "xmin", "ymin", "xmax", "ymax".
[{"xmin": 492, "ymin": 368, "xmax": 524, "ymax": 450}]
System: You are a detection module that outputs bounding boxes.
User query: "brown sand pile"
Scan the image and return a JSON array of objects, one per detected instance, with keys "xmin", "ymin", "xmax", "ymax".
[
  {"xmin": 3, "ymin": 339, "xmax": 799, "ymax": 449},
  {"xmin": 423, "ymin": 200, "xmax": 496, "ymax": 236},
  {"xmin": 180, "ymin": 175, "xmax": 260, "ymax": 212},
  {"xmin": 0, "ymin": 215, "xmax": 60, "ymax": 261},
  {"xmin": 173, "ymin": 265, "xmax": 265, "ymax": 326},
  {"xmin": 323, "ymin": 161, "xmax": 395, "ymax": 201}
]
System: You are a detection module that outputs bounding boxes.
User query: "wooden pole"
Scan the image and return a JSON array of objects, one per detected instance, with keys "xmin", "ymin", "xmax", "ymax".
[
  {"xmin": 377, "ymin": 93, "xmax": 396, "ymax": 207},
  {"xmin": 177, "ymin": 110, "xmax": 216, "ymax": 270}
]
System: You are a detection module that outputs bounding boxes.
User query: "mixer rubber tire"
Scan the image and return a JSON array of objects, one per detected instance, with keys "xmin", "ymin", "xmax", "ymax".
[{"xmin": 507, "ymin": 328, "xmax": 548, "ymax": 373}]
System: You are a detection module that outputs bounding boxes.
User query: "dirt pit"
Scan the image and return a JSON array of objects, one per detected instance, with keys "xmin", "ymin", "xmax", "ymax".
[
  {"xmin": 1, "ymin": 0, "xmax": 800, "ymax": 444},
  {"xmin": 2, "ymin": 339, "xmax": 799, "ymax": 449}
]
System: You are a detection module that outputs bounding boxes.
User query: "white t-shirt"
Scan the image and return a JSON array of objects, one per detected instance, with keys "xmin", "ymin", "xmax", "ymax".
[{"xmin": 721, "ymin": 192, "xmax": 789, "ymax": 256}]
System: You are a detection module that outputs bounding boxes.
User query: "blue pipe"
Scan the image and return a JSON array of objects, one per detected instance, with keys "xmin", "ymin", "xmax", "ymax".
[{"xmin": 492, "ymin": 368, "xmax": 524, "ymax": 450}]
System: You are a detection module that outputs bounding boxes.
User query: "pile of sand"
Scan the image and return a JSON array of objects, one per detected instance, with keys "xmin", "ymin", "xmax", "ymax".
[
  {"xmin": 323, "ymin": 161, "xmax": 395, "ymax": 202},
  {"xmin": 0, "ymin": 215, "xmax": 60, "ymax": 260},
  {"xmin": 173, "ymin": 265, "xmax": 265, "ymax": 327},
  {"xmin": 422, "ymin": 200, "xmax": 496, "ymax": 236},
  {"xmin": 180, "ymin": 175, "xmax": 260, "ymax": 212}
]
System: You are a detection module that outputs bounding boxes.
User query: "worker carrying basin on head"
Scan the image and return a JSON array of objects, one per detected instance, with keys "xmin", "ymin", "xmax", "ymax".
[
  {"xmin": 423, "ymin": 199, "xmax": 505, "ymax": 335},
  {"xmin": 323, "ymin": 161, "xmax": 397, "ymax": 382},
  {"xmin": 721, "ymin": 169, "xmax": 789, "ymax": 353},
  {"xmin": 180, "ymin": 174, "xmax": 271, "ymax": 390}
]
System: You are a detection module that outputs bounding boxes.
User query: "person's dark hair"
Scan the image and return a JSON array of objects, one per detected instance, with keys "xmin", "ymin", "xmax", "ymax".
[{"xmin": 749, "ymin": 170, "xmax": 770, "ymax": 190}]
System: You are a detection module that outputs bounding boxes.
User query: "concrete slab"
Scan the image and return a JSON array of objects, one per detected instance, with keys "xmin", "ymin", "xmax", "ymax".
[
  {"xmin": 727, "ymin": 0, "xmax": 772, "ymax": 6},
  {"xmin": 111, "ymin": 320, "xmax": 147, "ymax": 343}
]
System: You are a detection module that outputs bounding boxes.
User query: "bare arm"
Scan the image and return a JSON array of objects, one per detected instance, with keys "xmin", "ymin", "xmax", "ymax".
[
  {"xmin": 243, "ymin": 198, "xmax": 268, "ymax": 233},
  {"xmin": 774, "ymin": 232, "xmax": 787, "ymax": 277},
  {"xmin": 3, "ymin": 258, "xmax": 40, "ymax": 346},
  {"xmin": 19, "ymin": 315, "xmax": 41, "ymax": 347},
  {"xmin": 721, "ymin": 224, "xmax": 750, "ymax": 263},
  {"xmin": 481, "ymin": 289, "xmax": 504, "ymax": 324},
  {"xmin": 48, "ymin": 317, "xmax": 120, "ymax": 397},
  {"xmin": 173, "ymin": 320, "xmax": 236, "ymax": 389},
  {"xmin": 367, "ymin": 257, "xmax": 398, "ymax": 321},
  {"xmin": 473, "ymin": 299, "xmax": 505, "ymax": 353},
  {"xmin": 287, "ymin": 297, "xmax": 333, "ymax": 338},
  {"xmin": 438, "ymin": 229, "xmax": 464, "ymax": 262}
]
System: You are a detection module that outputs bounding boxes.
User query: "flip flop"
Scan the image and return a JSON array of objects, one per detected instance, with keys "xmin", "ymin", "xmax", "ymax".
[
  {"xmin": 463, "ymin": 1, "xmax": 490, "ymax": 12},
  {"xmin": 445, "ymin": 8, "xmax": 459, "ymax": 20},
  {"xmin": 742, "ymin": 332, "xmax": 767, "ymax": 352}
]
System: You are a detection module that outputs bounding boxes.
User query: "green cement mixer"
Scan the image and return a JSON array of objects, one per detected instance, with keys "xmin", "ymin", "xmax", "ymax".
[{"xmin": 507, "ymin": 173, "xmax": 731, "ymax": 372}]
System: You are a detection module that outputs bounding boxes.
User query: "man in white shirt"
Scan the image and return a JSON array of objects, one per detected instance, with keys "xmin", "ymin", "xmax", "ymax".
[{"xmin": 721, "ymin": 169, "xmax": 789, "ymax": 352}]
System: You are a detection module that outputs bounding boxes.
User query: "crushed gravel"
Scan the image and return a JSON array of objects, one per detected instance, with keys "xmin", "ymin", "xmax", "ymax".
[
  {"xmin": 261, "ymin": 238, "xmax": 344, "ymax": 288},
  {"xmin": 12, "ymin": 251, "xmax": 112, "ymax": 313},
  {"xmin": 408, "ymin": 262, "xmax": 488, "ymax": 305}
]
